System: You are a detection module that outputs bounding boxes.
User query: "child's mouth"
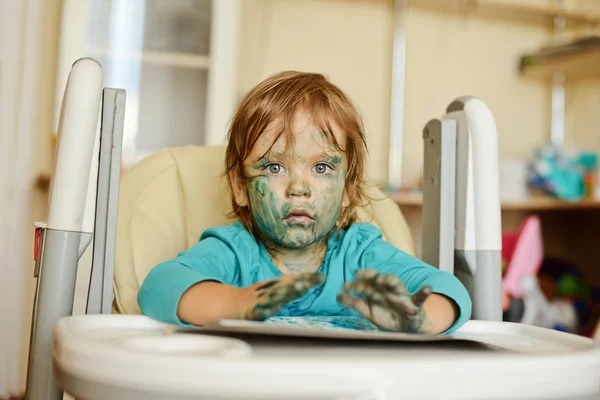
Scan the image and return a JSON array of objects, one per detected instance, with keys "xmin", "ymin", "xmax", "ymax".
[{"xmin": 283, "ymin": 209, "xmax": 315, "ymax": 225}]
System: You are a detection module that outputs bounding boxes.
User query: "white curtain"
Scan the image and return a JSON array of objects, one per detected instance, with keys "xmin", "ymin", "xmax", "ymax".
[{"xmin": 0, "ymin": 0, "xmax": 45, "ymax": 397}]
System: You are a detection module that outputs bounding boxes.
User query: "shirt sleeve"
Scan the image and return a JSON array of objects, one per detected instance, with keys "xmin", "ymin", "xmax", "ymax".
[
  {"xmin": 357, "ymin": 227, "xmax": 472, "ymax": 334},
  {"xmin": 137, "ymin": 234, "xmax": 239, "ymax": 326}
]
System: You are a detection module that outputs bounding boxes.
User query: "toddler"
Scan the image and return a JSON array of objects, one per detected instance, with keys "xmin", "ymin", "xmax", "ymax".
[{"xmin": 138, "ymin": 71, "xmax": 471, "ymax": 334}]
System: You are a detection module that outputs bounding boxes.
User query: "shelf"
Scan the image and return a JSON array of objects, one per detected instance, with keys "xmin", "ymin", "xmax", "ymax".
[
  {"xmin": 392, "ymin": 191, "xmax": 600, "ymax": 211},
  {"xmin": 88, "ymin": 48, "xmax": 210, "ymax": 70},
  {"xmin": 410, "ymin": 0, "xmax": 600, "ymax": 25},
  {"xmin": 520, "ymin": 39, "xmax": 600, "ymax": 81},
  {"xmin": 473, "ymin": 0, "xmax": 600, "ymax": 24},
  {"xmin": 501, "ymin": 196, "xmax": 600, "ymax": 210}
]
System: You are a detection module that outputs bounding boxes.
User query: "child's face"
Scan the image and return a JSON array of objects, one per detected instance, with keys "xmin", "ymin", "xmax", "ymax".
[{"xmin": 234, "ymin": 108, "xmax": 350, "ymax": 249}]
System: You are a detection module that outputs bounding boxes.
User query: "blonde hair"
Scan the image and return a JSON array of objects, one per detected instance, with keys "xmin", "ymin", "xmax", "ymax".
[{"xmin": 225, "ymin": 71, "xmax": 369, "ymax": 238}]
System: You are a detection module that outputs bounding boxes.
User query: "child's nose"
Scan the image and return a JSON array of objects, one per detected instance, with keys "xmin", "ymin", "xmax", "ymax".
[{"xmin": 286, "ymin": 176, "xmax": 311, "ymax": 198}]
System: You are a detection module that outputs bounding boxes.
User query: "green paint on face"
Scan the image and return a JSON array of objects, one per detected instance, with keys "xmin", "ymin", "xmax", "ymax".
[
  {"xmin": 254, "ymin": 179, "xmax": 267, "ymax": 197},
  {"xmin": 246, "ymin": 162, "xmax": 346, "ymax": 250},
  {"xmin": 243, "ymin": 116, "xmax": 350, "ymax": 253},
  {"xmin": 329, "ymin": 155, "xmax": 343, "ymax": 166}
]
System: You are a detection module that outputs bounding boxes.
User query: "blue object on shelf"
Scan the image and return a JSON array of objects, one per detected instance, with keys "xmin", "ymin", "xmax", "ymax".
[{"xmin": 526, "ymin": 144, "xmax": 596, "ymax": 201}]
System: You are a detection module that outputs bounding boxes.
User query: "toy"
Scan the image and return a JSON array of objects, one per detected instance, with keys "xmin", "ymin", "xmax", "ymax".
[
  {"xmin": 499, "ymin": 216, "xmax": 593, "ymax": 334},
  {"xmin": 500, "ymin": 215, "xmax": 543, "ymax": 320},
  {"xmin": 520, "ymin": 275, "xmax": 579, "ymax": 333},
  {"xmin": 527, "ymin": 144, "xmax": 598, "ymax": 201}
]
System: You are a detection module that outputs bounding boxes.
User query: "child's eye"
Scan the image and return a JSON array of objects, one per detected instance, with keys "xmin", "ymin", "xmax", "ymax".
[
  {"xmin": 313, "ymin": 163, "xmax": 332, "ymax": 174},
  {"xmin": 266, "ymin": 163, "xmax": 284, "ymax": 174}
]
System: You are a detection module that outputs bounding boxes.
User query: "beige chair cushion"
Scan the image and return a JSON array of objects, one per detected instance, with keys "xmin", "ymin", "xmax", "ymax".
[{"xmin": 113, "ymin": 145, "xmax": 415, "ymax": 315}]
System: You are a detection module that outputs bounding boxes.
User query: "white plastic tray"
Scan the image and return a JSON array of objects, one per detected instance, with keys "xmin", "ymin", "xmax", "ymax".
[
  {"xmin": 176, "ymin": 317, "xmax": 466, "ymax": 342},
  {"xmin": 54, "ymin": 314, "xmax": 600, "ymax": 400}
]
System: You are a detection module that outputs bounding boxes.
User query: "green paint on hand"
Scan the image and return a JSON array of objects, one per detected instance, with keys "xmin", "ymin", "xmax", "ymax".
[{"xmin": 337, "ymin": 269, "xmax": 432, "ymax": 334}]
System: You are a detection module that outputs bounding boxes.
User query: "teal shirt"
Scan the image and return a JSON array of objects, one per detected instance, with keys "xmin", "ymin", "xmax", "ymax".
[{"xmin": 138, "ymin": 221, "xmax": 472, "ymax": 334}]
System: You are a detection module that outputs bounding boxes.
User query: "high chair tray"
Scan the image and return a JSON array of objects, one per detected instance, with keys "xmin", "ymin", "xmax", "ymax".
[
  {"xmin": 177, "ymin": 316, "xmax": 466, "ymax": 342},
  {"xmin": 54, "ymin": 314, "xmax": 600, "ymax": 400}
]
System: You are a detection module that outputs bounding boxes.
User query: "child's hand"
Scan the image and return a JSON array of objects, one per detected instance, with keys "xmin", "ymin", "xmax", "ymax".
[
  {"xmin": 337, "ymin": 269, "xmax": 432, "ymax": 334},
  {"xmin": 239, "ymin": 272, "xmax": 325, "ymax": 321}
]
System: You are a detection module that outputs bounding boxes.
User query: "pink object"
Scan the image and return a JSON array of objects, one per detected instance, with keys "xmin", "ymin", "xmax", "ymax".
[{"xmin": 502, "ymin": 216, "xmax": 544, "ymax": 300}]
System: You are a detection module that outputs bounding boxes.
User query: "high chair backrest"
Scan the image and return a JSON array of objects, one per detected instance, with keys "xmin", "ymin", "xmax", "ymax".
[{"xmin": 113, "ymin": 145, "xmax": 416, "ymax": 314}]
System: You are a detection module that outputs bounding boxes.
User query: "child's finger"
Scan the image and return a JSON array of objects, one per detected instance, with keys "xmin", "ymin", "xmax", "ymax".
[
  {"xmin": 299, "ymin": 271, "xmax": 326, "ymax": 287},
  {"xmin": 354, "ymin": 270, "xmax": 409, "ymax": 295},
  {"xmin": 350, "ymin": 285, "xmax": 415, "ymax": 316},
  {"xmin": 375, "ymin": 273, "xmax": 409, "ymax": 295},
  {"xmin": 279, "ymin": 283, "xmax": 313, "ymax": 303},
  {"xmin": 343, "ymin": 279, "xmax": 374, "ymax": 296},
  {"xmin": 249, "ymin": 303, "xmax": 282, "ymax": 320},
  {"xmin": 248, "ymin": 272, "xmax": 326, "ymax": 320},
  {"xmin": 337, "ymin": 293, "xmax": 373, "ymax": 319},
  {"xmin": 411, "ymin": 286, "xmax": 432, "ymax": 308},
  {"xmin": 337, "ymin": 293, "xmax": 399, "ymax": 332},
  {"xmin": 345, "ymin": 273, "xmax": 422, "ymax": 316},
  {"xmin": 384, "ymin": 292, "xmax": 420, "ymax": 316},
  {"xmin": 255, "ymin": 279, "xmax": 278, "ymax": 294},
  {"xmin": 257, "ymin": 272, "xmax": 323, "ymax": 296},
  {"xmin": 343, "ymin": 281, "xmax": 394, "ymax": 308},
  {"xmin": 263, "ymin": 273, "xmax": 323, "ymax": 304},
  {"xmin": 285, "ymin": 272, "xmax": 325, "ymax": 295},
  {"xmin": 266, "ymin": 284, "xmax": 308, "ymax": 305},
  {"xmin": 354, "ymin": 269, "xmax": 378, "ymax": 281},
  {"xmin": 340, "ymin": 285, "xmax": 395, "ymax": 316},
  {"xmin": 250, "ymin": 286, "xmax": 308, "ymax": 320},
  {"xmin": 339, "ymin": 285, "xmax": 429, "ymax": 333}
]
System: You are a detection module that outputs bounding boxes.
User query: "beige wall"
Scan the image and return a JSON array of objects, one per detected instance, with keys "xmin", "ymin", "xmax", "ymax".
[
  {"xmin": 402, "ymin": 5, "xmax": 552, "ymax": 186},
  {"xmin": 566, "ymin": 78, "xmax": 600, "ymax": 153},
  {"xmin": 239, "ymin": 1, "xmax": 600, "ymax": 187},
  {"xmin": 563, "ymin": 24, "xmax": 600, "ymax": 154},
  {"xmin": 239, "ymin": 0, "xmax": 395, "ymax": 184}
]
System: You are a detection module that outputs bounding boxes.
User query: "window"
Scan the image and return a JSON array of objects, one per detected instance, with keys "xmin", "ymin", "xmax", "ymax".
[{"xmin": 54, "ymin": 0, "xmax": 240, "ymax": 169}]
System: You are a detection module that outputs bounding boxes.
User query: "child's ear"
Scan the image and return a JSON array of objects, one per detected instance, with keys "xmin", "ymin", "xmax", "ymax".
[
  {"xmin": 342, "ymin": 189, "xmax": 350, "ymax": 208},
  {"xmin": 231, "ymin": 172, "xmax": 249, "ymax": 207}
]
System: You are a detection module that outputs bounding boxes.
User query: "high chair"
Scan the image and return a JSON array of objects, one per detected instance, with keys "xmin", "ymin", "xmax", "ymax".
[
  {"xmin": 112, "ymin": 145, "xmax": 417, "ymax": 316},
  {"xmin": 26, "ymin": 58, "xmax": 600, "ymax": 400}
]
